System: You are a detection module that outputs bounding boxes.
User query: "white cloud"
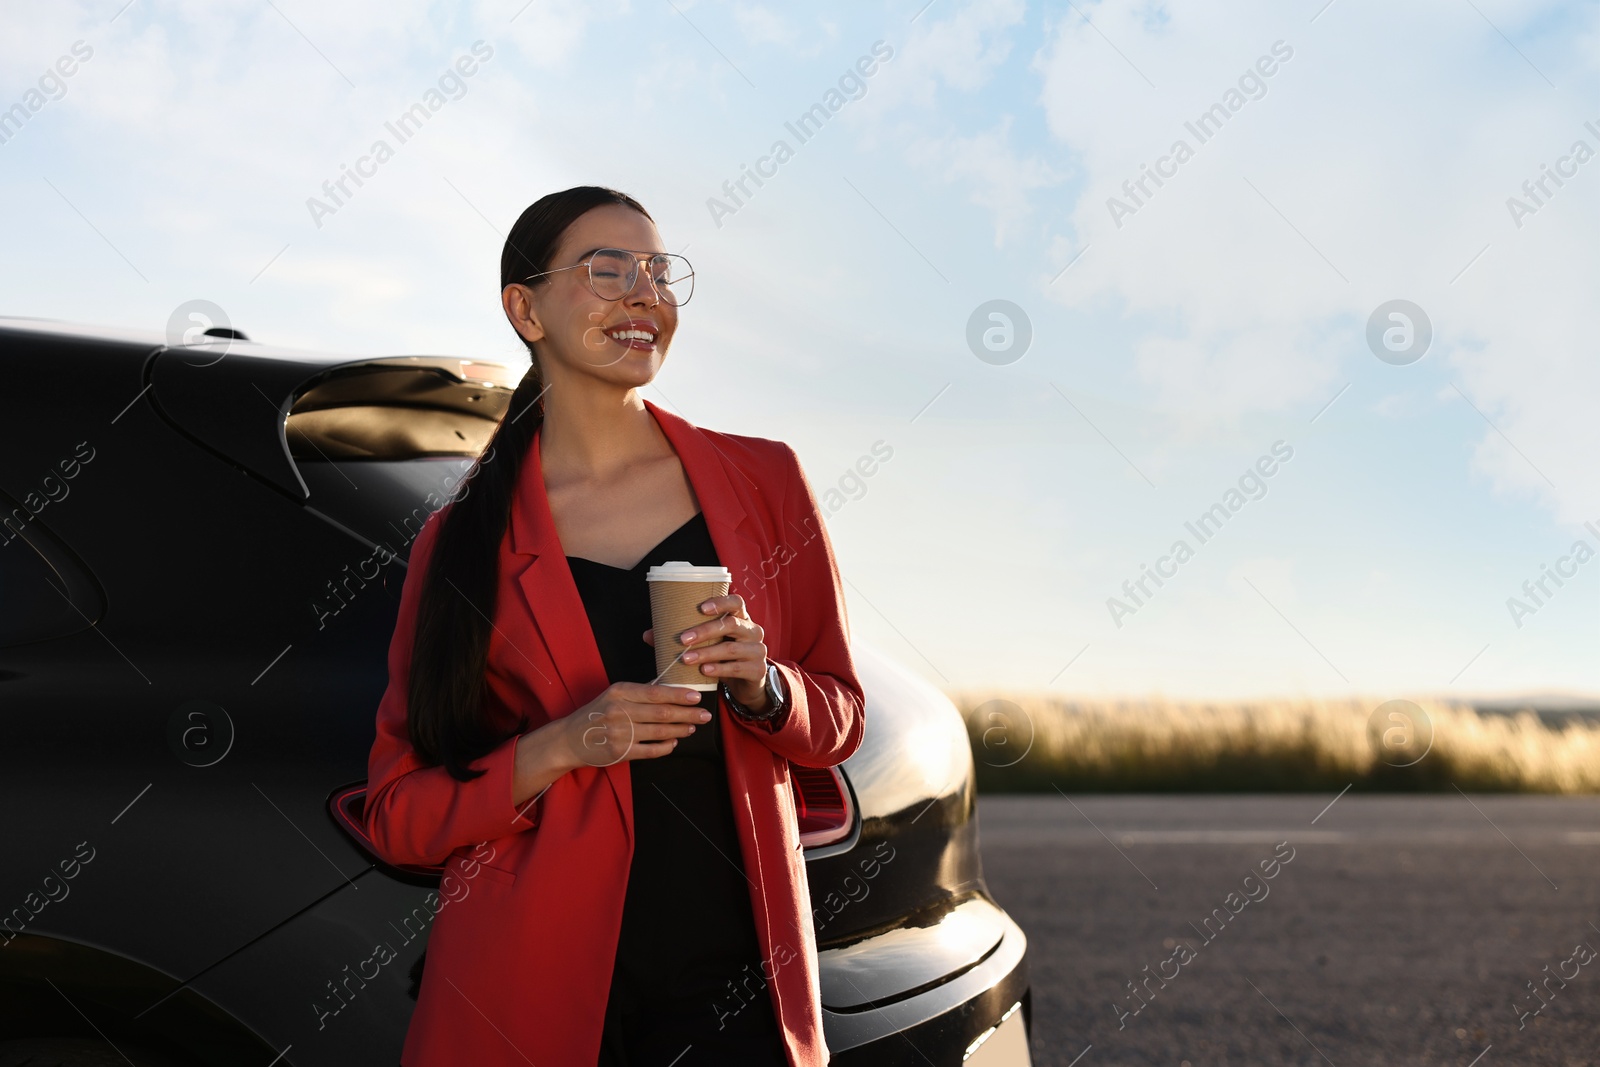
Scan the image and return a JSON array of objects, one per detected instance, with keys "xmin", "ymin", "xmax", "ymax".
[
  {"xmin": 731, "ymin": 4, "xmax": 791, "ymax": 47},
  {"xmin": 1034, "ymin": 0, "xmax": 1599, "ymax": 522},
  {"xmin": 498, "ymin": 0, "xmax": 621, "ymax": 68},
  {"xmin": 859, "ymin": 0, "xmax": 1026, "ymax": 114},
  {"xmin": 905, "ymin": 115, "xmax": 1066, "ymax": 247}
]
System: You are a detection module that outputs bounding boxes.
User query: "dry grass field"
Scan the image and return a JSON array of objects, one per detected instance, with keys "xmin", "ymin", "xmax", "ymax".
[{"xmin": 948, "ymin": 693, "xmax": 1600, "ymax": 793}]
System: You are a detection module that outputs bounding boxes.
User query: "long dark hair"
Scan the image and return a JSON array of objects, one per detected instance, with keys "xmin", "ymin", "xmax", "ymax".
[{"xmin": 407, "ymin": 185, "xmax": 654, "ymax": 780}]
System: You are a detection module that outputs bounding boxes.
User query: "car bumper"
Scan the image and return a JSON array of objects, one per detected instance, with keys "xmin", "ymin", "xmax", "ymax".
[{"xmin": 822, "ymin": 904, "xmax": 1031, "ymax": 1065}]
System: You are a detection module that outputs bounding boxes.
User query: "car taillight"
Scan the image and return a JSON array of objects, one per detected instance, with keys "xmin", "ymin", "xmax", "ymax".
[
  {"xmin": 789, "ymin": 765, "xmax": 854, "ymax": 848},
  {"xmin": 328, "ymin": 783, "xmax": 447, "ymax": 880}
]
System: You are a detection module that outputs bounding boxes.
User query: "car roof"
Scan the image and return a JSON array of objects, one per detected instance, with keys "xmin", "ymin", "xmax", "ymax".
[
  {"xmin": 0, "ymin": 314, "xmax": 370, "ymax": 367},
  {"xmin": 0, "ymin": 314, "xmax": 170, "ymax": 347},
  {"xmin": 1, "ymin": 316, "xmax": 519, "ymax": 500}
]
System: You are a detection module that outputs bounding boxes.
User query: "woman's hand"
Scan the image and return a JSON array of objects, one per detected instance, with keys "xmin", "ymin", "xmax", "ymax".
[
  {"xmin": 547, "ymin": 681, "xmax": 711, "ymax": 771},
  {"xmin": 511, "ymin": 681, "xmax": 709, "ymax": 807},
  {"xmin": 642, "ymin": 593, "xmax": 772, "ymax": 713}
]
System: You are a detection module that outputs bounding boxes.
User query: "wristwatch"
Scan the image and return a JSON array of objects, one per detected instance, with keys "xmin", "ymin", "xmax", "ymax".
[{"xmin": 720, "ymin": 661, "xmax": 789, "ymax": 724}]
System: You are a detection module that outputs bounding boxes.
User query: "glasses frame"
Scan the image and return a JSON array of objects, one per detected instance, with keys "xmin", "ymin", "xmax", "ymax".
[{"xmin": 520, "ymin": 247, "xmax": 695, "ymax": 307}]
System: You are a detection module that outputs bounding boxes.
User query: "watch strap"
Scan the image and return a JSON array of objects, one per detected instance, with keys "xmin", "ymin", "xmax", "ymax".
[{"xmin": 721, "ymin": 662, "xmax": 787, "ymax": 724}]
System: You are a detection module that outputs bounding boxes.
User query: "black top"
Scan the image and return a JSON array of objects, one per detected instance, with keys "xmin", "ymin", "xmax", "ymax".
[{"xmin": 569, "ymin": 512, "xmax": 787, "ymax": 1066}]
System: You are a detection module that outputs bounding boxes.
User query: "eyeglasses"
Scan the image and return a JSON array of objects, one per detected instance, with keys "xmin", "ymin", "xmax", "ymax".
[{"xmin": 522, "ymin": 248, "xmax": 695, "ymax": 307}]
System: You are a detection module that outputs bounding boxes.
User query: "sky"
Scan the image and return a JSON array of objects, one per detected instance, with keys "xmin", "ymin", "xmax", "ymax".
[{"xmin": 2, "ymin": 0, "xmax": 1596, "ymax": 702}]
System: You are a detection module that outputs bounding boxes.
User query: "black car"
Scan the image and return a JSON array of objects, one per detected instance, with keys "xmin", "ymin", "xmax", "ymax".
[{"xmin": 0, "ymin": 316, "xmax": 1031, "ymax": 1066}]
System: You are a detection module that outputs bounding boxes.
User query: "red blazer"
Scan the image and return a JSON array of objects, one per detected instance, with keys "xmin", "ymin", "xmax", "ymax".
[{"xmin": 363, "ymin": 398, "xmax": 867, "ymax": 1067}]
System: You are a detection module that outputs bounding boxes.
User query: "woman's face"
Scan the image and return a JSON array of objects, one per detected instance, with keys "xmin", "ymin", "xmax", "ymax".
[{"xmin": 504, "ymin": 203, "xmax": 679, "ymax": 389}]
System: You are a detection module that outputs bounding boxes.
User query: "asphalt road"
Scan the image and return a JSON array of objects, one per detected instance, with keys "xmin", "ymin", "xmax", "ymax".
[{"xmin": 976, "ymin": 794, "xmax": 1600, "ymax": 1067}]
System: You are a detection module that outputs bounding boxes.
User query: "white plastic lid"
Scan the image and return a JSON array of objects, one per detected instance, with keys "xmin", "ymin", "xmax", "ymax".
[{"xmin": 646, "ymin": 561, "xmax": 731, "ymax": 582}]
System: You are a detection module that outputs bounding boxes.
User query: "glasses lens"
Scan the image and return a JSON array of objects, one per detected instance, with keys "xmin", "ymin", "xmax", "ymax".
[
  {"xmin": 649, "ymin": 254, "xmax": 694, "ymax": 306},
  {"xmin": 585, "ymin": 250, "xmax": 695, "ymax": 306},
  {"xmin": 586, "ymin": 249, "xmax": 637, "ymax": 300}
]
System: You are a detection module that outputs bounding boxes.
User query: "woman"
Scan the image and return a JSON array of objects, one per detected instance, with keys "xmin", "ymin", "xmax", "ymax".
[{"xmin": 362, "ymin": 186, "xmax": 866, "ymax": 1067}]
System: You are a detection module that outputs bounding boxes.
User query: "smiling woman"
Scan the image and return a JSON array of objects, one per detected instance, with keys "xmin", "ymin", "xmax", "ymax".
[{"xmin": 360, "ymin": 185, "xmax": 866, "ymax": 1067}]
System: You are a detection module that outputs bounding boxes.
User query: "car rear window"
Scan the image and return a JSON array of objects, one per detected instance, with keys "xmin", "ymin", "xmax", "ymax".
[{"xmin": 285, "ymin": 363, "xmax": 514, "ymax": 560}]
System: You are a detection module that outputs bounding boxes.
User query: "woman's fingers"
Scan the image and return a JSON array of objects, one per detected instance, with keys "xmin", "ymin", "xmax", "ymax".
[
  {"xmin": 679, "ymin": 613, "xmax": 762, "ymax": 647},
  {"xmin": 576, "ymin": 721, "xmax": 689, "ymax": 766},
  {"xmin": 570, "ymin": 683, "xmax": 713, "ymax": 766},
  {"xmin": 684, "ymin": 640, "xmax": 765, "ymax": 682},
  {"xmin": 696, "ymin": 593, "xmax": 747, "ymax": 619},
  {"xmin": 614, "ymin": 688, "xmax": 712, "ymax": 759},
  {"xmin": 683, "ymin": 633, "xmax": 761, "ymax": 662},
  {"xmin": 609, "ymin": 706, "xmax": 702, "ymax": 761},
  {"xmin": 611, "ymin": 685, "xmax": 710, "ymax": 728},
  {"xmin": 611, "ymin": 681, "xmax": 705, "ymax": 708},
  {"xmin": 677, "ymin": 598, "xmax": 766, "ymax": 684},
  {"xmin": 620, "ymin": 721, "xmax": 697, "ymax": 743},
  {"xmin": 678, "ymin": 594, "xmax": 753, "ymax": 643}
]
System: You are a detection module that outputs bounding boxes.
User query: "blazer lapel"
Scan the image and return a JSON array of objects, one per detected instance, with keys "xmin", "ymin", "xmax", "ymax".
[
  {"xmin": 507, "ymin": 426, "xmax": 608, "ymax": 713},
  {"xmin": 643, "ymin": 399, "xmax": 770, "ymax": 612},
  {"xmin": 505, "ymin": 425, "xmax": 630, "ymax": 835}
]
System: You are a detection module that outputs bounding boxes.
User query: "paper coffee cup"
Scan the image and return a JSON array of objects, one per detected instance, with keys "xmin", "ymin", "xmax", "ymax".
[{"xmin": 647, "ymin": 561, "xmax": 732, "ymax": 690}]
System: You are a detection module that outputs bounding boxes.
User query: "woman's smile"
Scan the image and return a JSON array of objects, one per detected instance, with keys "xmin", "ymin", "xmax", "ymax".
[{"xmin": 602, "ymin": 316, "xmax": 660, "ymax": 351}]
